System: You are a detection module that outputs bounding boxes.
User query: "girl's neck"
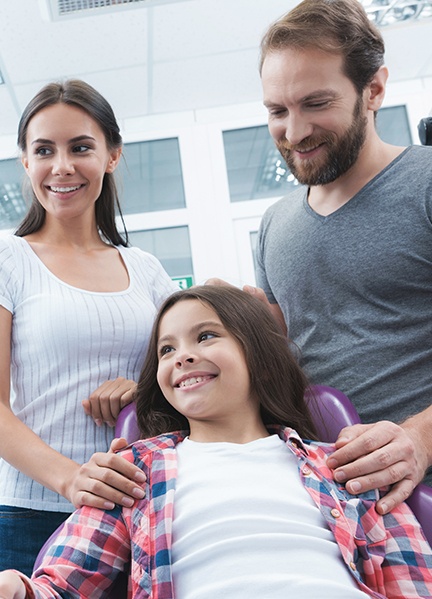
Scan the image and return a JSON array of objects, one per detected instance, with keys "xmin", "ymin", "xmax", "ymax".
[{"xmin": 188, "ymin": 420, "xmax": 270, "ymax": 444}]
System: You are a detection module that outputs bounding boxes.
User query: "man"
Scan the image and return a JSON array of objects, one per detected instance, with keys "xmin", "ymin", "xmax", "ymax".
[{"xmin": 256, "ymin": 0, "xmax": 432, "ymax": 514}]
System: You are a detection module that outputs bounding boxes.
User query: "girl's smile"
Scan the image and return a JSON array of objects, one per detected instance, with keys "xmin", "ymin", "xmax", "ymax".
[{"xmin": 174, "ymin": 373, "xmax": 216, "ymax": 389}]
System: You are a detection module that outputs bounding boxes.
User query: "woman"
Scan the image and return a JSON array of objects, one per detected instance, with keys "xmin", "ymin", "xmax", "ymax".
[
  {"xmin": 1, "ymin": 286, "xmax": 431, "ymax": 598},
  {"xmin": 0, "ymin": 80, "xmax": 178, "ymax": 575}
]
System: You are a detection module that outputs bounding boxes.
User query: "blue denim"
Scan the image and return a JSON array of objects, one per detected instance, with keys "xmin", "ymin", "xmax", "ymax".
[{"xmin": 0, "ymin": 506, "xmax": 69, "ymax": 577}]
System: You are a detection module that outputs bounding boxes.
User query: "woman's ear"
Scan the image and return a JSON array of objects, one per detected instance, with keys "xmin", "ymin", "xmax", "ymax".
[
  {"xmin": 365, "ymin": 65, "xmax": 388, "ymax": 112},
  {"xmin": 21, "ymin": 154, "xmax": 29, "ymax": 174},
  {"xmin": 106, "ymin": 146, "xmax": 122, "ymax": 174}
]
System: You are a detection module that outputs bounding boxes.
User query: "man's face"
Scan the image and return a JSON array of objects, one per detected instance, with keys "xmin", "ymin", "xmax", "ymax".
[{"xmin": 261, "ymin": 47, "xmax": 368, "ymax": 186}]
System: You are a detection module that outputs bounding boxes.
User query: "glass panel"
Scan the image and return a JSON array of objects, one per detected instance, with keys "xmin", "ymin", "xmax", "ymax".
[
  {"xmin": 0, "ymin": 159, "xmax": 27, "ymax": 230},
  {"xmin": 223, "ymin": 125, "xmax": 301, "ymax": 202},
  {"xmin": 128, "ymin": 226, "xmax": 193, "ymax": 279},
  {"xmin": 118, "ymin": 138, "xmax": 186, "ymax": 214},
  {"xmin": 376, "ymin": 105, "xmax": 412, "ymax": 145}
]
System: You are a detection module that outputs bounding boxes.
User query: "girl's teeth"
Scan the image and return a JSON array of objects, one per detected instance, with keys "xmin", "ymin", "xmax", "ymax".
[{"xmin": 180, "ymin": 376, "xmax": 206, "ymax": 388}]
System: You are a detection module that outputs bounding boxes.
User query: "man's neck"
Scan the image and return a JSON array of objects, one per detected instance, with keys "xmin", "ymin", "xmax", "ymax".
[{"xmin": 308, "ymin": 139, "xmax": 405, "ymax": 217}]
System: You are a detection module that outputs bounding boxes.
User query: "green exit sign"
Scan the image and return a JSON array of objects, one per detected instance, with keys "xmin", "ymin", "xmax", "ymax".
[{"xmin": 172, "ymin": 275, "xmax": 194, "ymax": 289}]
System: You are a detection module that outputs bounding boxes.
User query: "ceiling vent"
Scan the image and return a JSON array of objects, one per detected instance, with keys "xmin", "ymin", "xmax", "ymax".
[{"xmin": 40, "ymin": 0, "xmax": 190, "ymax": 20}]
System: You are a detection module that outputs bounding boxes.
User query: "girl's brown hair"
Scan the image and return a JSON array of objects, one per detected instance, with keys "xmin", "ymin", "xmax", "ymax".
[{"xmin": 136, "ymin": 285, "xmax": 318, "ymax": 440}]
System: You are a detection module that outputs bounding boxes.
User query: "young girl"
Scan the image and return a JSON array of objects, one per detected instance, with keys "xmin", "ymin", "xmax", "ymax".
[{"xmin": 0, "ymin": 286, "xmax": 431, "ymax": 598}]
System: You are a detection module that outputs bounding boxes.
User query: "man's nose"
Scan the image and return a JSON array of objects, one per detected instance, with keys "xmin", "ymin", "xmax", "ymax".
[{"xmin": 284, "ymin": 113, "xmax": 314, "ymax": 146}]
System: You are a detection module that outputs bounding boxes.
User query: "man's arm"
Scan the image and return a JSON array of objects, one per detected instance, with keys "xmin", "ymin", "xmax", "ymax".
[{"xmin": 242, "ymin": 286, "xmax": 287, "ymax": 335}]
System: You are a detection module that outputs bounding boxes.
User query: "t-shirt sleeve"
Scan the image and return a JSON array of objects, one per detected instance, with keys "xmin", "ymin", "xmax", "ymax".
[
  {"xmin": 255, "ymin": 215, "xmax": 277, "ymax": 304},
  {"xmin": 147, "ymin": 253, "xmax": 179, "ymax": 308},
  {"xmin": 0, "ymin": 240, "xmax": 17, "ymax": 314},
  {"xmin": 129, "ymin": 247, "xmax": 178, "ymax": 308}
]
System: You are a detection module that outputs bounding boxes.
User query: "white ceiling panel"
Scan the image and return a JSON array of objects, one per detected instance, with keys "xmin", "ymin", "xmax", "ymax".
[
  {"xmin": 152, "ymin": 49, "xmax": 262, "ymax": 113},
  {"xmin": 383, "ymin": 19, "xmax": 432, "ymax": 80},
  {"xmin": 77, "ymin": 65, "xmax": 151, "ymax": 120},
  {"xmin": 151, "ymin": 0, "xmax": 297, "ymax": 62}
]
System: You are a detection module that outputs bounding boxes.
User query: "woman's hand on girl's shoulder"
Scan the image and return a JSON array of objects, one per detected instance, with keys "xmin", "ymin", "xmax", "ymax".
[{"xmin": 65, "ymin": 438, "xmax": 146, "ymax": 510}]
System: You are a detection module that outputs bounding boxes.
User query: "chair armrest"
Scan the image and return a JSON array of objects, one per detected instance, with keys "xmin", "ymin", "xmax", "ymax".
[
  {"xmin": 406, "ymin": 483, "xmax": 432, "ymax": 547},
  {"xmin": 115, "ymin": 402, "xmax": 140, "ymax": 443}
]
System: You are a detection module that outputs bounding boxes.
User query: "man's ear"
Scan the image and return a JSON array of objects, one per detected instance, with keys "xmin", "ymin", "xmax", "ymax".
[
  {"xmin": 365, "ymin": 65, "xmax": 388, "ymax": 112},
  {"xmin": 106, "ymin": 147, "xmax": 122, "ymax": 174}
]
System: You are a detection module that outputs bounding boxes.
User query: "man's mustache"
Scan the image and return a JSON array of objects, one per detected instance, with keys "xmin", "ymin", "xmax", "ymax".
[{"xmin": 277, "ymin": 134, "xmax": 334, "ymax": 153}]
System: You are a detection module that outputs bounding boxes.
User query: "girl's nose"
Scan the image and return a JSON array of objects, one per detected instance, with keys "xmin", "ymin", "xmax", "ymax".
[{"xmin": 175, "ymin": 354, "xmax": 195, "ymax": 368}]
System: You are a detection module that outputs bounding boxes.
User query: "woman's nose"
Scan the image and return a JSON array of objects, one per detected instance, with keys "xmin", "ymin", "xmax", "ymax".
[{"xmin": 51, "ymin": 152, "xmax": 75, "ymax": 176}]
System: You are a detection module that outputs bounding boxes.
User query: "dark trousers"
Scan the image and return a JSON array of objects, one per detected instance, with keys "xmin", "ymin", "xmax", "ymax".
[{"xmin": 0, "ymin": 505, "xmax": 69, "ymax": 577}]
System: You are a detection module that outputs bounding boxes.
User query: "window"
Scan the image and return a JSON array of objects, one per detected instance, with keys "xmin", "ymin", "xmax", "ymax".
[
  {"xmin": 223, "ymin": 125, "xmax": 300, "ymax": 202},
  {"xmin": 376, "ymin": 105, "xmax": 412, "ymax": 145},
  {"xmin": 128, "ymin": 226, "xmax": 193, "ymax": 280},
  {"xmin": 0, "ymin": 158, "xmax": 27, "ymax": 230},
  {"xmin": 118, "ymin": 138, "xmax": 186, "ymax": 214}
]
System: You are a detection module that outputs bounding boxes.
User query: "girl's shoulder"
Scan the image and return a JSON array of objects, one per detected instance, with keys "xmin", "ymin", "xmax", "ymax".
[{"xmin": 117, "ymin": 431, "xmax": 186, "ymax": 464}]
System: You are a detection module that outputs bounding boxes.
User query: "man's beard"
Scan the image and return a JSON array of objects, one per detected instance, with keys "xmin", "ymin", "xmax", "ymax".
[{"xmin": 276, "ymin": 95, "xmax": 367, "ymax": 186}]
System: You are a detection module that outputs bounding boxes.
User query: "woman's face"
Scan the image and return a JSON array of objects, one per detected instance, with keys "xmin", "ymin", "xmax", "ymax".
[
  {"xmin": 21, "ymin": 102, "xmax": 121, "ymax": 223},
  {"xmin": 156, "ymin": 299, "xmax": 262, "ymax": 441}
]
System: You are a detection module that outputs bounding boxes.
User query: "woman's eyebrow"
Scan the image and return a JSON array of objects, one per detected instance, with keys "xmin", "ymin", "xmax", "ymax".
[{"xmin": 30, "ymin": 134, "xmax": 96, "ymax": 146}]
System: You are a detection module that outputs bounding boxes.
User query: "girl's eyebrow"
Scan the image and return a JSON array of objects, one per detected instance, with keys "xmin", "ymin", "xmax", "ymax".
[
  {"xmin": 157, "ymin": 320, "xmax": 223, "ymax": 346},
  {"xmin": 31, "ymin": 135, "xmax": 96, "ymax": 146}
]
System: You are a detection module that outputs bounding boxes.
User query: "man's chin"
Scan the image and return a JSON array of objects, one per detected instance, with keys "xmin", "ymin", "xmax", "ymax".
[
  {"xmin": 283, "ymin": 153, "xmax": 342, "ymax": 186},
  {"xmin": 285, "ymin": 162, "xmax": 327, "ymax": 187}
]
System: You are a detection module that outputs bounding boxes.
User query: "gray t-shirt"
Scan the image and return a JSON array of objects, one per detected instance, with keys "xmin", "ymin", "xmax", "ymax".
[{"xmin": 256, "ymin": 145, "xmax": 432, "ymax": 431}]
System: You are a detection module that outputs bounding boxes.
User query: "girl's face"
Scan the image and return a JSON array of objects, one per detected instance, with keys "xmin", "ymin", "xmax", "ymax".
[
  {"xmin": 156, "ymin": 299, "xmax": 264, "ymax": 442},
  {"xmin": 21, "ymin": 103, "xmax": 121, "ymax": 224}
]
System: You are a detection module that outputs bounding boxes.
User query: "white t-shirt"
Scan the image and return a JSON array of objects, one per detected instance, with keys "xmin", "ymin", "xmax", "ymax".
[
  {"xmin": 0, "ymin": 235, "xmax": 177, "ymax": 511},
  {"xmin": 172, "ymin": 435, "xmax": 370, "ymax": 599}
]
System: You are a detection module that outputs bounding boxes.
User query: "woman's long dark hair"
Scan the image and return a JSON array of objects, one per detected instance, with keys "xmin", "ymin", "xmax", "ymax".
[
  {"xmin": 136, "ymin": 285, "xmax": 318, "ymax": 440},
  {"xmin": 15, "ymin": 79, "xmax": 128, "ymax": 246}
]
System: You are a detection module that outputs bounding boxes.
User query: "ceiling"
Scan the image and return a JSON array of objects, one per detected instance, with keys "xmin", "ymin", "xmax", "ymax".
[{"xmin": 1, "ymin": 0, "xmax": 432, "ymax": 147}]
